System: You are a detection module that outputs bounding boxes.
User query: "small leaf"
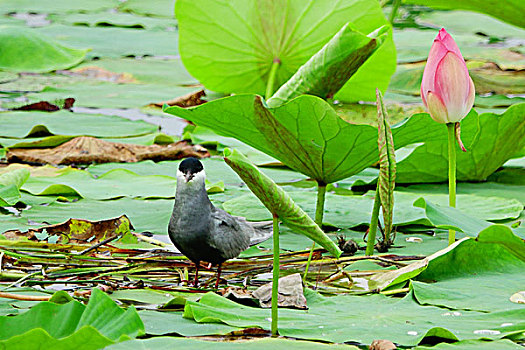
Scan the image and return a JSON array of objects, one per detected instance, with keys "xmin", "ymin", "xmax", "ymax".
[
  {"xmin": 0, "ymin": 168, "xmax": 30, "ymax": 206},
  {"xmin": 224, "ymin": 148, "xmax": 341, "ymax": 258},
  {"xmin": 0, "ymin": 289, "xmax": 144, "ymax": 349},
  {"xmin": 376, "ymin": 89, "xmax": 396, "ymax": 239},
  {"xmin": 0, "ymin": 26, "xmax": 87, "ymax": 73},
  {"xmin": 267, "ymin": 24, "xmax": 388, "ymax": 107}
]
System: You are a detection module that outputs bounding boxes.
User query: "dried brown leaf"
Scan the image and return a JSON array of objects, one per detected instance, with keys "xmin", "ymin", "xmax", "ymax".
[
  {"xmin": 150, "ymin": 89, "xmax": 206, "ymax": 108},
  {"xmin": 369, "ymin": 339, "xmax": 397, "ymax": 350},
  {"xmin": 3, "ymin": 215, "xmax": 133, "ymax": 244},
  {"xmin": 6, "ymin": 136, "xmax": 209, "ymax": 165},
  {"xmin": 11, "ymin": 98, "xmax": 75, "ymax": 112}
]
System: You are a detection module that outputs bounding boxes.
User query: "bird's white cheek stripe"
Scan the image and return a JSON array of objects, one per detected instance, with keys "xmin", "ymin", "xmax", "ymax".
[
  {"xmin": 177, "ymin": 169, "xmax": 206, "ymax": 183},
  {"xmin": 190, "ymin": 170, "xmax": 206, "ymax": 183}
]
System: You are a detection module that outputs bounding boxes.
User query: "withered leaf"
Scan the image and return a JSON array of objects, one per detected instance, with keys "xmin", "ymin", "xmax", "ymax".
[
  {"xmin": 11, "ymin": 98, "xmax": 75, "ymax": 112},
  {"xmin": 150, "ymin": 89, "xmax": 206, "ymax": 108},
  {"xmin": 252, "ymin": 273, "xmax": 307, "ymax": 309},
  {"xmin": 3, "ymin": 215, "xmax": 134, "ymax": 245},
  {"xmin": 7, "ymin": 136, "xmax": 209, "ymax": 165}
]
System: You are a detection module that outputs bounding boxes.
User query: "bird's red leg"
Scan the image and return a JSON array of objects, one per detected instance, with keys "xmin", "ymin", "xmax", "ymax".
[
  {"xmin": 215, "ymin": 264, "xmax": 222, "ymax": 289},
  {"xmin": 193, "ymin": 262, "xmax": 200, "ymax": 287}
]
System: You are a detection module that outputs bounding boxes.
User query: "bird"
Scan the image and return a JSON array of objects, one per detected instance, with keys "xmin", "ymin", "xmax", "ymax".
[{"xmin": 168, "ymin": 157, "xmax": 271, "ymax": 288}]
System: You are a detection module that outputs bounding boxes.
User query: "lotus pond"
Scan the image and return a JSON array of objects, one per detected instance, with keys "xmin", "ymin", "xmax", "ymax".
[{"xmin": 0, "ymin": 0, "xmax": 524, "ymax": 349}]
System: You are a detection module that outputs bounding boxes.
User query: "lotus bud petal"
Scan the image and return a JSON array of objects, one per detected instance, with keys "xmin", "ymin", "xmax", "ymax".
[{"xmin": 421, "ymin": 28, "xmax": 475, "ymax": 124}]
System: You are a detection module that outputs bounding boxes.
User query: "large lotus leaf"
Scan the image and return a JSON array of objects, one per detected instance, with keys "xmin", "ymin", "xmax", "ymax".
[
  {"xmin": 0, "ymin": 110, "xmax": 157, "ymax": 139},
  {"xmin": 416, "ymin": 10, "xmax": 525, "ymax": 41},
  {"xmin": 182, "ymin": 290, "xmax": 525, "ymax": 346},
  {"xmin": 394, "ymin": 30, "xmax": 524, "ymax": 70},
  {"xmin": 18, "ymin": 189, "xmax": 249, "ymax": 236},
  {"xmin": 222, "ymin": 190, "xmax": 517, "ymax": 234},
  {"xmin": 0, "ymin": 288, "xmax": 144, "ymax": 349},
  {"xmin": 138, "ymin": 310, "xmax": 242, "ymax": 336},
  {"xmin": 164, "ymin": 94, "xmax": 445, "ymax": 184},
  {"xmin": 401, "ymin": 182, "xmax": 525, "ymax": 205},
  {"xmin": 0, "ymin": 0, "xmax": 119, "ymax": 14},
  {"xmin": 396, "ymin": 104, "xmax": 525, "ymax": 183},
  {"xmin": 21, "ymin": 168, "xmax": 174, "ymax": 200},
  {"xmin": 87, "ymin": 158, "xmax": 306, "ymax": 185},
  {"xmin": 415, "ymin": 339, "xmax": 524, "ymax": 350},
  {"xmin": 412, "ymin": 225, "xmax": 525, "ymax": 312},
  {"xmin": 390, "ymin": 61, "xmax": 525, "ymax": 97},
  {"xmin": 0, "ymin": 168, "xmax": 30, "ymax": 206},
  {"xmin": 35, "ymin": 24, "xmax": 177, "ymax": 58},
  {"xmin": 26, "ymin": 83, "xmax": 199, "ymax": 109},
  {"xmin": 75, "ymin": 58, "xmax": 198, "ymax": 86},
  {"xmin": 0, "ymin": 26, "xmax": 87, "ymax": 73},
  {"xmin": 118, "ymin": 0, "xmax": 175, "ymax": 18},
  {"xmin": 107, "ymin": 337, "xmax": 359, "ymax": 349},
  {"xmin": 50, "ymin": 12, "xmax": 176, "ymax": 30},
  {"xmin": 175, "ymin": 0, "xmax": 395, "ymax": 102},
  {"xmin": 267, "ymin": 23, "xmax": 388, "ymax": 106},
  {"xmin": 403, "ymin": 0, "xmax": 525, "ymax": 28},
  {"xmin": 224, "ymin": 148, "xmax": 341, "ymax": 257},
  {"xmin": 0, "ymin": 133, "xmax": 177, "ymax": 150}
]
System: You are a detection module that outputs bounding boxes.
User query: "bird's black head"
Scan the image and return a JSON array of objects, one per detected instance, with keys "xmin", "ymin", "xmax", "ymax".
[{"xmin": 178, "ymin": 157, "xmax": 204, "ymax": 182}]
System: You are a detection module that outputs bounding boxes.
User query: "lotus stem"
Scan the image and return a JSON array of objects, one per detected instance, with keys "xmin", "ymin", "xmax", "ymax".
[
  {"xmin": 265, "ymin": 58, "xmax": 281, "ymax": 100},
  {"xmin": 365, "ymin": 185, "xmax": 381, "ymax": 256},
  {"xmin": 303, "ymin": 182, "xmax": 327, "ymax": 279},
  {"xmin": 389, "ymin": 0, "xmax": 401, "ymax": 24},
  {"xmin": 447, "ymin": 123, "xmax": 456, "ymax": 245},
  {"xmin": 271, "ymin": 214, "xmax": 280, "ymax": 336}
]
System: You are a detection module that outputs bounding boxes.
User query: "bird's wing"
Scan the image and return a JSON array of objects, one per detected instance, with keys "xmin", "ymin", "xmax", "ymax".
[
  {"xmin": 233, "ymin": 217, "xmax": 273, "ymax": 245},
  {"xmin": 208, "ymin": 207, "xmax": 251, "ymax": 260}
]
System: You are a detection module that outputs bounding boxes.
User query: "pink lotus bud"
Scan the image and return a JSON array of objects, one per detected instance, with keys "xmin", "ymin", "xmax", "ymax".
[{"xmin": 421, "ymin": 28, "xmax": 475, "ymax": 124}]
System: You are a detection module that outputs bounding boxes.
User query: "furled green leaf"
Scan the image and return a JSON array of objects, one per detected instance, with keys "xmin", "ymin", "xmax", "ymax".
[
  {"xmin": 267, "ymin": 24, "xmax": 388, "ymax": 107},
  {"xmin": 376, "ymin": 89, "xmax": 396, "ymax": 238},
  {"xmin": 175, "ymin": 0, "xmax": 395, "ymax": 102},
  {"xmin": 224, "ymin": 148, "xmax": 341, "ymax": 258},
  {"xmin": 0, "ymin": 26, "xmax": 87, "ymax": 73},
  {"xmin": 396, "ymin": 104, "xmax": 525, "ymax": 182},
  {"xmin": 164, "ymin": 94, "xmax": 446, "ymax": 184},
  {"xmin": 0, "ymin": 288, "xmax": 144, "ymax": 349},
  {"xmin": 181, "ymin": 290, "xmax": 525, "ymax": 346},
  {"xmin": 403, "ymin": 0, "xmax": 525, "ymax": 28},
  {"xmin": 0, "ymin": 169, "xmax": 30, "ymax": 206}
]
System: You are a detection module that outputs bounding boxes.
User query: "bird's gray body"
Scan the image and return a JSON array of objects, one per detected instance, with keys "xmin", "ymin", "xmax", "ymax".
[{"xmin": 168, "ymin": 170, "xmax": 251, "ymax": 265}]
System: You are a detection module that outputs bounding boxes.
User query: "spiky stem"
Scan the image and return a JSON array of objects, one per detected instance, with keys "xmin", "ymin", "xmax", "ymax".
[
  {"xmin": 265, "ymin": 58, "xmax": 281, "ymax": 100},
  {"xmin": 447, "ymin": 123, "xmax": 457, "ymax": 245},
  {"xmin": 365, "ymin": 185, "xmax": 381, "ymax": 256},
  {"xmin": 303, "ymin": 182, "xmax": 326, "ymax": 279},
  {"xmin": 271, "ymin": 214, "xmax": 280, "ymax": 336}
]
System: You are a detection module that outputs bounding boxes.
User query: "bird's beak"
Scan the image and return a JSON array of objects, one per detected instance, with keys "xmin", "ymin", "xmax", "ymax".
[{"xmin": 184, "ymin": 172, "xmax": 194, "ymax": 182}]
